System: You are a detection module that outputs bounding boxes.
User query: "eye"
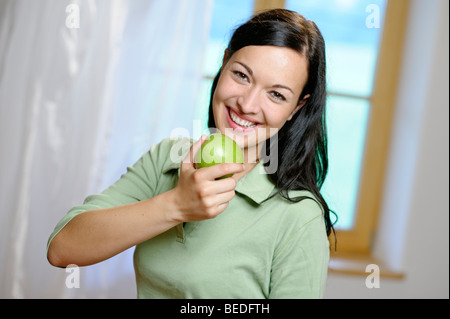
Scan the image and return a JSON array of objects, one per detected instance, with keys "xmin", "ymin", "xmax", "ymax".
[
  {"xmin": 270, "ymin": 91, "xmax": 286, "ymax": 102},
  {"xmin": 232, "ymin": 70, "xmax": 248, "ymax": 82}
]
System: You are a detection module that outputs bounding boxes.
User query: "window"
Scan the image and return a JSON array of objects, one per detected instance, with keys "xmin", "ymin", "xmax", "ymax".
[
  {"xmin": 335, "ymin": 0, "xmax": 410, "ymax": 256},
  {"xmin": 197, "ymin": 0, "xmax": 410, "ymax": 259}
]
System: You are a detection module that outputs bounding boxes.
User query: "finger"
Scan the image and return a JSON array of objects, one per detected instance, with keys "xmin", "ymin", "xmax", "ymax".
[
  {"xmin": 214, "ymin": 191, "xmax": 237, "ymax": 212},
  {"xmin": 202, "ymin": 190, "xmax": 236, "ymax": 216},
  {"xmin": 216, "ymin": 202, "xmax": 230, "ymax": 214},
  {"xmin": 215, "ymin": 189, "xmax": 236, "ymax": 205},
  {"xmin": 197, "ymin": 176, "xmax": 237, "ymax": 197},
  {"xmin": 182, "ymin": 135, "xmax": 207, "ymax": 168},
  {"xmin": 212, "ymin": 176, "xmax": 238, "ymax": 193},
  {"xmin": 199, "ymin": 162, "xmax": 245, "ymax": 181}
]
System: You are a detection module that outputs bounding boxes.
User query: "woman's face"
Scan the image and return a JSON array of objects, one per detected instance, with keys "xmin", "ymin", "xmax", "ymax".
[{"xmin": 212, "ymin": 45, "xmax": 310, "ymax": 162}]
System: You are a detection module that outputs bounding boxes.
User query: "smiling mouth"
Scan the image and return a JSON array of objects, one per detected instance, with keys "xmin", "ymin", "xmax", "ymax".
[{"xmin": 228, "ymin": 108, "xmax": 258, "ymax": 128}]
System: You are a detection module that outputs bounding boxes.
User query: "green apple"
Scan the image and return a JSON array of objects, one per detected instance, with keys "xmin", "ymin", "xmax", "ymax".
[{"xmin": 195, "ymin": 133, "xmax": 244, "ymax": 178}]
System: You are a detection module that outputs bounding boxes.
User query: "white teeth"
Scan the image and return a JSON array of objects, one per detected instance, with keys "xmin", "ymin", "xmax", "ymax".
[{"xmin": 230, "ymin": 109, "xmax": 257, "ymax": 128}]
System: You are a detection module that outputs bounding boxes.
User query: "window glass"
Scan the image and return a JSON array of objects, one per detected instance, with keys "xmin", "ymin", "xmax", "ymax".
[
  {"xmin": 286, "ymin": 0, "xmax": 387, "ymax": 97},
  {"xmin": 204, "ymin": 0, "xmax": 255, "ymax": 77},
  {"xmin": 321, "ymin": 96, "xmax": 370, "ymax": 230}
]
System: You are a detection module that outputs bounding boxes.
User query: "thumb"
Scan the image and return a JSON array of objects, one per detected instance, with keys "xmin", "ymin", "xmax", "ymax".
[{"xmin": 182, "ymin": 135, "xmax": 207, "ymax": 169}]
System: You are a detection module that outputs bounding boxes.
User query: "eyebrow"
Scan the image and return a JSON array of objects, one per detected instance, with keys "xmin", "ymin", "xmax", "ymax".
[{"xmin": 234, "ymin": 61, "xmax": 295, "ymax": 94}]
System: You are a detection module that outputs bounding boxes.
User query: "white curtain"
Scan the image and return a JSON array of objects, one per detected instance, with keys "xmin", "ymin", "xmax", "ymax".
[{"xmin": 0, "ymin": 0, "xmax": 212, "ymax": 298}]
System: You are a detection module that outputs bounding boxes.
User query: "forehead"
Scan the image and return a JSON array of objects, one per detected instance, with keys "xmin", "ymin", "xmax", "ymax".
[{"xmin": 228, "ymin": 45, "xmax": 309, "ymax": 93}]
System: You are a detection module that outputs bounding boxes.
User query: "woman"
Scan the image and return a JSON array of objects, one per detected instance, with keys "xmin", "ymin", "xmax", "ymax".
[{"xmin": 47, "ymin": 9, "xmax": 335, "ymax": 298}]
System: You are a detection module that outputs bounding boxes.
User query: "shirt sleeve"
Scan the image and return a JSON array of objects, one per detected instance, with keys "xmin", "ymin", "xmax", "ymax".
[
  {"xmin": 268, "ymin": 198, "xmax": 330, "ymax": 299},
  {"xmin": 46, "ymin": 138, "xmax": 176, "ymax": 251}
]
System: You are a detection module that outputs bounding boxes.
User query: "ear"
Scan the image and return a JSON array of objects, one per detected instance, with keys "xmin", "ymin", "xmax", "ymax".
[{"xmin": 288, "ymin": 94, "xmax": 310, "ymax": 121}]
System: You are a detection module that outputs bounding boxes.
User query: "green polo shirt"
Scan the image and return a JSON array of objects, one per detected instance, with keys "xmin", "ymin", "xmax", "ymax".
[{"xmin": 47, "ymin": 137, "xmax": 330, "ymax": 298}]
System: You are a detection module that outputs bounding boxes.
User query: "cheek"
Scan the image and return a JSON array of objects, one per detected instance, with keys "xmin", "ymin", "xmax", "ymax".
[
  {"xmin": 214, "ymin": 76, "xmax": 237, "ymax": 103},
  {"xmin": 263, "ymin": 108, "xmax": 291, "ymax": 129}
]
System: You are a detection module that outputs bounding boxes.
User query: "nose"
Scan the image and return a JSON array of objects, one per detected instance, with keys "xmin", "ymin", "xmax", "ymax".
[{"xmin": 236, "ymin": 87, "xmax": 260, "ymax": 114}]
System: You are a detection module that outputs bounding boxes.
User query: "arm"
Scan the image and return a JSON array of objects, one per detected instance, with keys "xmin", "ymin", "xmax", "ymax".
[
  {"xmin": 47, "ymin": 189, "xmax": 181, "ymax": 267},
  {"xmin": 47, "ymin": 137, "xmax": 244, "ymax": 267}
]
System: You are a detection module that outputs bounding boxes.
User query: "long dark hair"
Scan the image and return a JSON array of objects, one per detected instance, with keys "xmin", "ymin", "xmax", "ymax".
[{"xmin": 208, "ymin": 9, "xmax": 336, "ymax": 240}]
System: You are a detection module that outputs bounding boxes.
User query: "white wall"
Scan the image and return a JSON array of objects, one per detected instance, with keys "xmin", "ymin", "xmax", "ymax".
[{"xmin": 324, "ymin": 0, "xmax": 449, "ymax": 299}]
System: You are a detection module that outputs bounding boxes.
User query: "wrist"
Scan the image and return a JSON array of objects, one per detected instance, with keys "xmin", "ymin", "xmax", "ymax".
[{"xmin": 159, "ymin": 188, "xmax": 184, "ymax": 224}]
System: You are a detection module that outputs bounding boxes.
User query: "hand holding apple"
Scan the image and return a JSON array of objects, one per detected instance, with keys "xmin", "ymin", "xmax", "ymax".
[{"xmin": 171, "ymin": 135, "xmax": 245, "ymax": 222}]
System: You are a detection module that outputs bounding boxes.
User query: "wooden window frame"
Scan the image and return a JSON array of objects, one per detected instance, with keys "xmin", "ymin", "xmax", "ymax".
[
  {"xmin": 330, "ymin": 0, "xmax": 410, "ymax": 257},
  {"xmin": 254, "ymin": 0, "xmax": 286, "ymax": 13}
]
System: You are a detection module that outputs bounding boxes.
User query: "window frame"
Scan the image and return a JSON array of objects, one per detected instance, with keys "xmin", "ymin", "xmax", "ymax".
[{"xmin": 330, "ymin": 0, "xmax": 410, "ymax": 256}]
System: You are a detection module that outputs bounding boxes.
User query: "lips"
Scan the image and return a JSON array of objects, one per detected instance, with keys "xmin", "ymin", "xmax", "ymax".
[{"xmin": 226, "ymin": 107, "xmax": 261, "ymax": 132}]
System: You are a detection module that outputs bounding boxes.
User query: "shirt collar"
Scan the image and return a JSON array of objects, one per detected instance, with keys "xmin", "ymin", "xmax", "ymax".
[{"xmin": 235, "ymin": 161, "xmax": 276, "ymax": 204}]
